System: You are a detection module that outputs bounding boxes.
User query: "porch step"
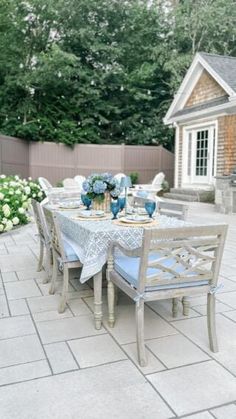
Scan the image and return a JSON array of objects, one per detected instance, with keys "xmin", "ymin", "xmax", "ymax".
[
  {"xmin": 164, "ymin": 188, "xmax": 215, "ymax": 203},
  {"xmin": 164, "ymin": 193, "xmax": 199, "ymax": 202}
]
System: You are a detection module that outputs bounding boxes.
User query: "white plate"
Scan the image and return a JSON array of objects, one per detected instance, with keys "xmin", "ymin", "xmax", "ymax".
[
  {"xmin": 120, "ymin": 216, "xmax": 152, "ymax": 224},
  {"xmin": 78, "ymin": 210, "xmax": 105, "ymax": 218},
  {"xmin": 59, "ymin": 201, "xmax": 81, "ymax": 209}
]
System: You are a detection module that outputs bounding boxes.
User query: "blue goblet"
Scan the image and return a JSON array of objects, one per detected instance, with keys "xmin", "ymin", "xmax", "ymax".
[
  {"xmin": 118, "ymin": 197, "xmax": 126, "ymax": 212},
  {"xmin": 81, "ymin": 194, "xmax": 91, "ymax": 210},
  {"xmin": 145, "ymin": 201, "xmax": 156, "ymax": 218},
  {"xmin": 110, "ymin": 200, "xmax": 120, "ymax": 220}
]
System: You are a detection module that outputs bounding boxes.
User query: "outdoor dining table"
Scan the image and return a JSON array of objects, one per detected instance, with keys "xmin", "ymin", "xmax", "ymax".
[{"xmin": 55, "ymin": 209, "xmax": 189, "ymax": 329}]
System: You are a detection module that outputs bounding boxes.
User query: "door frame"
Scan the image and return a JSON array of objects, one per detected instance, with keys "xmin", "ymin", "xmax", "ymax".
[{"xmin": 182, "ymin": 120, "xmax": 218, "ymax": 187}]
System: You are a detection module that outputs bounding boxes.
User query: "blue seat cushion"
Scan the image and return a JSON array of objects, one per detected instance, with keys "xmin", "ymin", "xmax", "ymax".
[
  {"xmin": 114, "ymin": 253, "xmax": 209, "ymax": 291},
  {"xmin": 63, "ymin": 240, "xmax": 80, "ymax": 262}
]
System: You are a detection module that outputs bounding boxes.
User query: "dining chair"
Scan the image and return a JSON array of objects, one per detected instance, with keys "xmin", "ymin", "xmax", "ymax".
[
  {"xmin": 31, "ymin": 199, "xmax": 52, "ymax": 283},
  {"xmin": 43, "ymin": 206, "xmax": 82, "ymax": 313},
  {"xmin": 63, "ymin": 178, "xmax": 80, "ymax": 189},
  {"xmin": 159, "ymin": 201, "xmax": 188, "ymax": 221},
  {"xmin": 74, "ymin": 175, "xmax": 86, "ymax": 191},
  {"xmin": 107, "ymin": 224, "xmax": 227, "ymax": 366},
  {"xmin": 38, "ymin": 177, "xmax": 53, "ymax": 196}
]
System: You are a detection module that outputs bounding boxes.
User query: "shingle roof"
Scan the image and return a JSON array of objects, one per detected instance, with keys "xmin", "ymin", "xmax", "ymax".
[{"xmin": 199, "ymin": 52, "xmax": 236, "ymax": 93}]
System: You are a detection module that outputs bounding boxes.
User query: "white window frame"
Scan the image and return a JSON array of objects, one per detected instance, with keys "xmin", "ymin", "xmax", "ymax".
[{"xmin": 182, "ymin": 120, "xmax": 218, "ymax": 187}]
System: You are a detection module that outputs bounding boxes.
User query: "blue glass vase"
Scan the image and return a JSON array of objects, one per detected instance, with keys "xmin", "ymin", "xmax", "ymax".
[
  {"xmin": 145, "ymin": 201, "xmax": 156, "ymax": 218},
  {"xmin": 81, "ymin": 194, "xmax": 91, "ymax": 210},
  {"xmin": 110, "ymin": 200, "xmax": 120, "ymax": 220}
]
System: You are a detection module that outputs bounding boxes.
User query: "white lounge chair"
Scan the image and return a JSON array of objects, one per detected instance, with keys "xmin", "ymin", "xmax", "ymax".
[{"xmin": 134, "ymin": 172, "xmax": 165, "ymax": 194}]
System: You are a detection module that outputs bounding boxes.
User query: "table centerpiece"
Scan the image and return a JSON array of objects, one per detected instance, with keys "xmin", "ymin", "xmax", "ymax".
[{"xmin": 82, "ymin": 173, "xmax": 121, "ymax": 212}]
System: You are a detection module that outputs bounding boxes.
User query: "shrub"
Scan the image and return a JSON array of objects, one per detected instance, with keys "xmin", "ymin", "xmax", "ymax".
[
  {"xmin": 129, "ymin": 172, "xmax": 139, "ymax": 186},
  {"xmin": 0, "ymin": 175, "xmax": 44, "ymax": 233}
]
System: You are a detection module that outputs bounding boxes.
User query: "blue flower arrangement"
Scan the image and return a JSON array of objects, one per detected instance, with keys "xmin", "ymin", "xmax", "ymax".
[{"xmin": 82, "ymin": 173, "xmax": 121, "ymax": 203}]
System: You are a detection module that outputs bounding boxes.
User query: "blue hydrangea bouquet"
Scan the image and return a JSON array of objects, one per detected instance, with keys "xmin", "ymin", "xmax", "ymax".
[{"xmin": 82, "ymin": 173, "xmax": 121, "ymax": 211}]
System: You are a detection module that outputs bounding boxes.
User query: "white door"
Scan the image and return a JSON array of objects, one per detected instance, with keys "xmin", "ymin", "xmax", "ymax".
[{"xmin": 183, "ymin": 124, "xmax": 216, "ymax": 186}]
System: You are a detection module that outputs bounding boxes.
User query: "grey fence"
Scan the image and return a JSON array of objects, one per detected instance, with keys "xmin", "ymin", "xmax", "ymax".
[{"xmin": 0, "ymin": 135, "xmax": 174, "ymax": 186}]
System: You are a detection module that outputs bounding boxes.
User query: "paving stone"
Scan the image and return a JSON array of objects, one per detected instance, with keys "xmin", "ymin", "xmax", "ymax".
[
  {"xmin": 146, "ymin": 334, "xmax": 209, "ymax": 368},
  {"xmin": 0, "ymin": 315, "xmax": 35, "ymax": 340},
  {"xmin": 1, "ymin": 272, "xmax": 18, "ymax": 283},
  {"xmin": 33, "ymin": 310, "xmax": 73, "ymax": 323},
  {"xmin": 0, "ymin": 335, "xmax": 45, "ymax": 368},
  {"xmin": 36, "ymin": 315, "xmax": 105, "ymax": 344},
  {"xmin": 0, "ymin": 360, "xmax": 172, "ymax": 419},
  {"xmin": 122, "ymin": 342, "xmax": 166, "ymax": 374},
  {"xmin": 17, "ymin": 269, "xmax": 47, "ymax": 281},
  {"xmin": 68, "ymin": 334, "xmax": 127, "ymax": 368},
  {"xmin": 217, "ymin": 291, "xmax": 236, "ymax": 309},
  {"xmin": 105, "ymin": 303, "xmax": 178, "ymax": 345},
  {"xmin": 44, "ymin": 342, "xmax": 78, "ymax": 374},
  {"xmin": 211, "ymin": 403, "xmax": 236, "ymax": 418},
  {"xmin": 67, "ymin": 298, "xmax": 92, "ymax": 316},
  {"xmin": 184, "ymin": 413, "xmax": 213, "ymax": 419},
  {"xmin": 173, "ymin": 314, "xmax": 236, "ymax": 353},
  {"xmin": 0, "ymin": 295, "xmax": 10, "ymax": 318},
  {"xmin": 5, "ymin": 280, "xmax": 41, "ymax": 300},
  {"xmin": 0, "ymin": 360, "xmax": 51, "ymax": 386},
  {"xmin": 9, "ymin": 299, "xmax": 29, "ymax": 316},
  {"xmin": 0, "ymin": 254, "xmax": 37, "ymax": 272},
  {"xmin": 148, "ymin": 360, "xmax": 236, "ymax": 416},
  {"xmin": 148, "ymin": 299, "xmax": 200, "ymax": 322},
  {"xmin": 193, "ymin": 301, "xmax": 233, "ymax": 315},
  {"xmin": 27, "ymin": 295, "xmax": 65, "ymax": 314}
]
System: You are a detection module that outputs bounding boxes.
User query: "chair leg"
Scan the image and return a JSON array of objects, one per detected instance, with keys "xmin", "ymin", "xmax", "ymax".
[
  {"xmin": 37, "ymin": 241, "xmax": 44, "ymax": 272},
  {"xmin": 136, "ymin": 300, "xmax": 147, "ymax": 367},
  {"xmin": 58, "ymin": 266, "xmax": 69, "ymax": 313},
  {"xmin": 43, "ymin": 248, "xmax": 51, "ymax": 284},
  {"xmin": 49, "ymin": 250, "xmax": 58, "ymax": 295},
  {"xmin": 94, "ymin": 271, "xmax": 103, "ymax": 330},
  {"xmin": 207, "ymin": 293, "xmax": 218, "ymax": 352},
  {"xmin": 108, "ymin": 280, "xmax": 115, "ymax": 328},
  {"xmin": 182, "ymin": 296, "xmax": 190, "ymax": 316},
  {"xmin": 172, "ymin": 298, "xmax": 178, "ymax": 318}
]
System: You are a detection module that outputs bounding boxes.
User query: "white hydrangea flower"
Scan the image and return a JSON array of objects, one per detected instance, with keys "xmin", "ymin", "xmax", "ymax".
[
  {"xmin": 2, "ymin": 204, "xmax": 11, "ymax": 218},
  {"xmin": 38, "ymin": 191, "xmax": 43, "ymax": 197},
  {"xmin": 14, "ymin": 175, "xmax": 20, "ymax": 181},
  {"xmin": 15, "ymin": 190, "xmax": 21, "ymax": 195},
  {"xmin": 9, "ymin": 190, "xmax": 14, "ymax": 195},
  {"xmin": 0, "ymin": 192, "xmax": 4, "ymax": 200},
  {"xmin": 24, "ymin": 186, "xmax": 31, "ymax": 195},
  {"xmin": 22, "ymin": 195, "xmax": 27, "ymax": 201},
  {"xmin": 4, "ymin": 220, "xmax": 13, "ymax": 231},
  {"xmin": 28, "ymin": 177, "xmax": 32, "ymax": 181},
  {"xmin": 32, "ymin": 193, "xmax": 36, "ymax": 198},
  {"xmin": 0, "ymin": 174, "xmax": 6, "ymax": 179},
  {"xmin": 12, "ymin": 217, "xmax": 20, "ymax": 225},
  {"xmin": 22, "ymin": 202, "xmax": 28, "ymax": 209},
  {"xmin": 18, "ymin": 207, "xmax": 25, "ymax": 214},
  {"xmin": 2, "ymin": 218, "xmax": 7, "ymax": 225},
  {"xmin": 0, "ymin": 224, "xmax": 4, "ymax": 232}
]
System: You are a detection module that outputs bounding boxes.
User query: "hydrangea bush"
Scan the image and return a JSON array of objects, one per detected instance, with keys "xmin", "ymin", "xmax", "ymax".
[
  {"xmin": 82, "ymin": 173, "xmax": 120, "ymax": 203},
  {"xmin": 0, "ymin": 175, "xmax": 44, "ymax": 233}
]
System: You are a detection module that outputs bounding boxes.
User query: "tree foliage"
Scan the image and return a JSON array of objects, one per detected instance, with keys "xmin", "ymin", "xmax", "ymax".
[{"xmin": 0, "ymin": 0, "xmax": 236, "ymax": 148}]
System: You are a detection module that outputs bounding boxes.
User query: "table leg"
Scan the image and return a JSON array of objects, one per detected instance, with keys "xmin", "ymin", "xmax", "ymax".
[{"xmin": 93, "ymin": 271, "xmax": 103, "ymax": 330}]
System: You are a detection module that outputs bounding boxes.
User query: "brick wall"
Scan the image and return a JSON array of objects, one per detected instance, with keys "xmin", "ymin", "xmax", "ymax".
[{"xmin": 185, "ymin": 70, "xmax": 227, "ymax": 108}]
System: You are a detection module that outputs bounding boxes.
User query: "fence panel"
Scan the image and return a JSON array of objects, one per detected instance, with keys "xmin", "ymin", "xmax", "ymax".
[{"xmin": 0, "ymin": 135, "xmax": 29, "ymax": 178}]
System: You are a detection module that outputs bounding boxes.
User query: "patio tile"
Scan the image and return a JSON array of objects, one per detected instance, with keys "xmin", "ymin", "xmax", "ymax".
[
  {"xmin": 33, "ymin": 310, "xmax": 73, "ymax": 323},
  {"xmin": 173, "ymin": 314, "xmax": 236, "ymax": 352},
  {"xmin": 1, "ymin": 272, "xmax": 18, "ymax": 282},
  {"xmin": 0, "ymin": 315, "xmax": 35, "ymax": 340},
  {"xmin": 36, "ymin": 315, "xmax": 105, "ymax": 344},
  {"xmin": 44, "ymin": 342, "xmax": 78, "ymax": 374},
  {"xmin": 222, "ymin": 310, "xmax": 236, "ymax": 322},
  {"xmin": 0, "ymin": 295, "xmax": 10, "ymax": 318},
  {"xmin": 0, "ymin": 335, "xmax": 45, "ymax": 368},
  {"xmin": 217, "ymin": 291, "xmax": 236, "ymax": 309},
  {"xmin": 211, "ymin": 404, "xmax": 236, "ymax": 418},
  {"xmin": 148, "ymin": 299, "xmax": 200, "ymax": 322},
  {"xmin": 5, "ymin": 280, "xmax": 41, "ymax": 300},
  {"xmin": 184, "ymin": 413, "xmax": 213, "ymax": 419},
  {"xmin": 193, "ymin": 301, "xmax": 233, "ymax": 315},
  {"xmin": 9, "ymin": 299, "xmax": 29, "ymax": 316},
  {"xmin": 104, "ymin": 304, "xmax": 177, "ymax": 345},
  {"xmin": 146, "ymin": 334, "xmax": 209, "ymax": 368},
  {"xmin": 27, "ymin": 295, "xmax": 65, "ymax": 313},
  {"xmin": 148, "ymin": 360, "xmax": 236, "ymax": 416},
  {"xmin": 122, "ymin": 342, "xmax": 166, "ymax": 374},
  {"xmin": 0, "ymin": 254, "xmax": 37, "ymax": 272},
  {"xmin": 211, "ymin": 346, "xmax": 236, "ymax": 375},
  {"xmin": 0, "ymin": 360, "xmax": 50, "ymax": 387},
  {"xmin": 17, "ymin": 269, "xmax": 47, "ymax": 281},
  {"xmin": 67, "ymin": 298, "xmax": 92, "ymax": 316},
  {"xmin": 0, "ymin": 360, "xmax": 173, "ymax": 419},
  {"xmin": 68, "ymin": 334, "xmax": 127, "ymax": 368}
]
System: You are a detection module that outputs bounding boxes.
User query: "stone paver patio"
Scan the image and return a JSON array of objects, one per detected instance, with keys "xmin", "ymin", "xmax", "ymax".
[{"xmin": 0, "ymin": 202, "xmax": 236, "ymax": 418}]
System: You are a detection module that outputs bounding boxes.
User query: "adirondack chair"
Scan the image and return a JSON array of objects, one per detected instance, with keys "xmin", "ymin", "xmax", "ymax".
[{"xmin": 107, "ymin": 224, "xmax": 227, "ymax": 366}]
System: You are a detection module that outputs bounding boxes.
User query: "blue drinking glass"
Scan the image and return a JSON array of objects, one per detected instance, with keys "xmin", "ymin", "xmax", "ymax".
[
  {"xmin": 81, "ymin": 194, "xmax": 91, "ymax": 210},
  {"xmin": 118, "ymin": 197, "xmax": 126, "ymax": 212},
  {"xmin": 110, "ymin": 200, "xmax": 120, "ymax": 220},
  {"xmin": 145, "ymin": 201, "xmax": 156, "ymax": 218}
]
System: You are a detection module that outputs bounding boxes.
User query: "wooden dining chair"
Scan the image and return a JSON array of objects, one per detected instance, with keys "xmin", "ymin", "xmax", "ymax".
[
  {"xmin": 31, "ymin": 199, "xmax": 52, "ymax": 283},
  {"xmin": 107, "ymin": 224, "xmax": 227, "ymax": 366},
  {"xmin": 158, "ymin": 201, "xmax": 188, "ymax": 221}
]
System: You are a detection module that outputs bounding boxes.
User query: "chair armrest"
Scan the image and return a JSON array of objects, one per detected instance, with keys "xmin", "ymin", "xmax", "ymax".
[{"xmin": 109, "ymin": 241, "xmax": 142, "ymax": 258}]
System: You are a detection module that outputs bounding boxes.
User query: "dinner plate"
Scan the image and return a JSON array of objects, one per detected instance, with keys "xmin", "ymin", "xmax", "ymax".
[
  {"xmin": 59, "ymin": 201, "xmax": 81, "ymax": 209},
  {"xmin": 119, "ymin": 216, "xmax": 152, "ymax": 224},
  {"xmin": 78, "ymin": 210, "xmax": 105, "ymax": 218}
]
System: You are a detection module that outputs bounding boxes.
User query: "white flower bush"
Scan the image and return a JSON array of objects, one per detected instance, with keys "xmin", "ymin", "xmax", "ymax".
[{"xmin": 0, "ymin": 175, "xmax": 45, "ymax": 233}]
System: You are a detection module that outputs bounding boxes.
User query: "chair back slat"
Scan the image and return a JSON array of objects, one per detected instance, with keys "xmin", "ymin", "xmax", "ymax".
[
  {"xmin": 31, "ymin": 199, "xmax": 50, "ymax": 246},
  {"xmin": 138, "ymin": 224, "xmax": 227, "ymax": 290},
  {"xmin": 43, "ymin": 207, "xmax": 66, "ymax": 260}
]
